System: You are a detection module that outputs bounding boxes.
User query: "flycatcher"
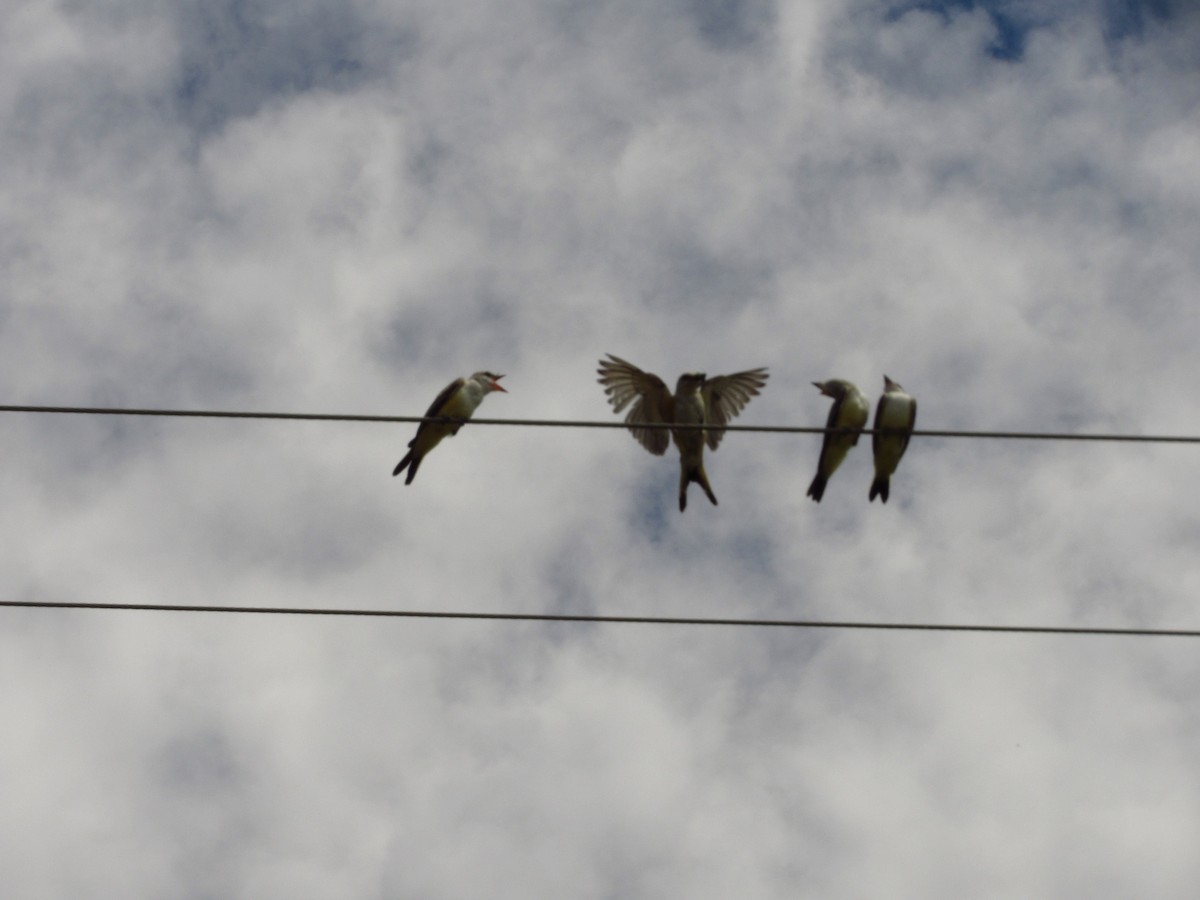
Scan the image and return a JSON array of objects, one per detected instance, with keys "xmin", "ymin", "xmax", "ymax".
[
  {"xmin": 393, "ymin": 371, "xmax": 507, "ymax": 484},
  {"xmin": 598, "ymin": 354, "xmax": 768, "ymax": 512},
  {"xmin": 869, "ymin": 375, "xmax": 916, "ymax": 503},
  {"xmin": 807, "ymin": 379, "xmax": 869, "ymax": 502}
]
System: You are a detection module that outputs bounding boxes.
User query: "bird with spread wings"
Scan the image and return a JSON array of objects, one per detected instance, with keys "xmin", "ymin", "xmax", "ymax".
[{"xmin": 597, "ymin": 354, "xmax": 769, "ymax": 512}]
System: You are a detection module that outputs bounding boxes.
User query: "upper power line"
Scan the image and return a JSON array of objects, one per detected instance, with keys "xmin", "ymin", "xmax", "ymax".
[
  {"xmin": 1, "ymin": 404, "xmax": 1197, "ymax": 443},
  {"xmin": 3, "ymin": 600, "xmax": 1200, "ymax": 638}
]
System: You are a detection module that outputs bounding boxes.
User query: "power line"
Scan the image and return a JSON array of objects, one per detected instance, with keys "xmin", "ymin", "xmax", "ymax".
[
  {"xmin": 3, "ymin": 600, "xmax": 1198, "ymax": 637},
  {"xmin": 0, "ymin": 404, "xmax": 1197, "ymax": 443}
]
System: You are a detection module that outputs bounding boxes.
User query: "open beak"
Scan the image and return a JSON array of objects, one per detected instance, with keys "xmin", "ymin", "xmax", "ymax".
[{"xmin": 491, "ymin": 375, "xmax": 508, "ymax": 392}]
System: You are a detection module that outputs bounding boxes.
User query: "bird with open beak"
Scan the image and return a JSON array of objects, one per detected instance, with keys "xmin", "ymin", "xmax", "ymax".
[
  {"xmin": 870, "ymin": 375, "xmax": 917, "ymax": 503},
  {"xmin": 597, "ymin": 354, "xmax": 768, "ymax": 512},
  {"xmin": 807, "ymin": 379, "xmax": 869, "ymax": 502},
  {"xmin": 392, "ymin": 371, "xmax": 507, "ymax": 484}
]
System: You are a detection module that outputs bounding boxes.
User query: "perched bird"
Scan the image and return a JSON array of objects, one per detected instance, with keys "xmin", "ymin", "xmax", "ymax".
[
  {"xmin": 807, "ymin": 379, "xmax": 869, "ymax": 502},
  {"xmin": 869, "ymin": 375, "xmax": 917, "ymax": 504},
  {"xmin": 597, "ymin": 354, "xmax": 768, "ymax": 512},
  {"xmin": 392, "ymin": 371, "xmax": 507, "ymax": 484}
]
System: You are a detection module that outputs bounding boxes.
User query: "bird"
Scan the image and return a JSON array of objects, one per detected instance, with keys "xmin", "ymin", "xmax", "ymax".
[
  {"xmin": 392, "ymin": 371, "xmax": 507, "ymax": 484},
  {"xmin": 597, "ymin": 354, "xmax": 768, "ymax": 512},
  {"xmin": 869, "ymin": 375, "xmax": 917, "ymax": 503},
  {"xmin": 807, "ymin": 379, "xmax": 869, "ymax": 502}
]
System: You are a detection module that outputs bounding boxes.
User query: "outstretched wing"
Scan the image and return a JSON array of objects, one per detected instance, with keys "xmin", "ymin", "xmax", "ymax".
[
  {"xmin": 597, "ymin": 354, "xmax": 673, "ymax": 456},
  {"xmin": 702, "ymin": 368, "xmax": 769, "ymax": 451}
]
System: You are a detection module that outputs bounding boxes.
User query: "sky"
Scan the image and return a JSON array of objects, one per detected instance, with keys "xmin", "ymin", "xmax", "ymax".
[{"xmin": 2, "ymin": 0, "xmax": 1199, "ymax": 896}]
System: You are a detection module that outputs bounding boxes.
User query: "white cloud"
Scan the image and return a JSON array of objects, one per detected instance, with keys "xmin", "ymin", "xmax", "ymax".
[{"xmin": 2, "ymin": 0, "xmax": 1199, "ymax": 896}]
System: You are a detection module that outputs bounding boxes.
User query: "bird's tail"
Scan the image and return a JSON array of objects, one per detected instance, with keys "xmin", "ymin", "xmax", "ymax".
[
  {"xmin": 392, "ymin": 451, "xmax": 422, "ymax": 484},
  {"xmin": 869, "ymin": 476, "xmax": 889, "ymax": 504},
  {"xmin": 679, "ymin": 464, "xmax": 718, "ymax": 512},
  {"xmin": 806, "ymin": 473, "xmax": 827, "ymax": 503}
]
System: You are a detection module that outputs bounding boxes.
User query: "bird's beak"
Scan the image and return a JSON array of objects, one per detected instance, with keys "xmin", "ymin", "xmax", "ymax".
[
  {"xmin": 812, "ymin": 381, "xmax": 828, "ymax": 395},
  {"xmin": 491, "ymin": 375, "xmax": 508, "ymax": 392}
]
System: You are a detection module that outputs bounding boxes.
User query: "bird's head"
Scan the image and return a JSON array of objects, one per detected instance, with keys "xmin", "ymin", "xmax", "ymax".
[
  {"xmin": 473, "ymin": 371, "xmax": 507, "ymax": 393},
  {"xmin": 814, "ymin": 379, "xmax": 855, "ymax": 400},
  {"xmin": 676, "ymin": 373, "xmax": 706, "ymax": 394}
]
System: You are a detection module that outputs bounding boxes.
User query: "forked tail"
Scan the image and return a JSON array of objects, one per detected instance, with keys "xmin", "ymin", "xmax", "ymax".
[
  {"xmin": 679, "ymin": 465, "xmax": 718, "ymax": 512},
  {"xmin": 392, "ymin": 451, "xmax": 423, "ymax": 484},
  {"xmin": 807, "ymin": 473, "xmax": 827, "ymax": 503},
  {"xmin": 869, "ymin": 476, "xmax": 889, "ymax": 503}
]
